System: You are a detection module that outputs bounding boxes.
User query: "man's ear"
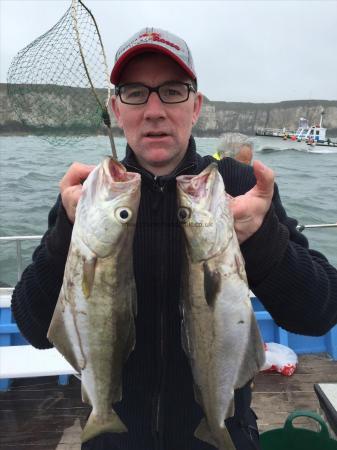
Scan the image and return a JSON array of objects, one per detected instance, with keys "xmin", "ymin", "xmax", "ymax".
[
  {"xmin": 111, "ymin": 95, "xmax": 123, "ymax": 129},
  {"xmin": 192, "ymin": 92, "xmax": 203, "ymax": 126}
]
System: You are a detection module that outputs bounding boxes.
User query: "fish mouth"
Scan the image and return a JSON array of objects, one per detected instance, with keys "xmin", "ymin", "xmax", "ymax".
[
  {"xmin": 106, "ymin": 158, "xmax": 140, "ymax": 183},
  {"xmin": 177, "ymin": 163, "xmax": 218, "ymax": 202},
  {"xmin": 90, "ymin": 158, "xmax": 142, "ymax": 205}
]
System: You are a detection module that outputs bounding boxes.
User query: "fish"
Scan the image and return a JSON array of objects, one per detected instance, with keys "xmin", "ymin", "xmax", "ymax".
[
  {"xmin": 47, "ymin": 157, "xmax": 141, "ymax": 443},
  {"xmin": 176, "ymin": 163, "xmax": 265, "ymax": 450}
]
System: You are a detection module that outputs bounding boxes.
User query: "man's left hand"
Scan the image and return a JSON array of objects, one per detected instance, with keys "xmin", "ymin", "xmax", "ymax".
[{"xmin": 230, "ymin": 160, "xmax": 275, "ymax": 244}]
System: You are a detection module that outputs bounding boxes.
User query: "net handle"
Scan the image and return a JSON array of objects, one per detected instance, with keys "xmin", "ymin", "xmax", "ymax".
[{"xmin": 71, "ymin": 0, "xmax": 117, "ymax": 159}]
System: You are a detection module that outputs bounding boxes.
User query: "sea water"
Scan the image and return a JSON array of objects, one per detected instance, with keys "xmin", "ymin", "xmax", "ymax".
[{"xmin": 0, "ymin": 135, "xmax": 336, "ymax": 286}]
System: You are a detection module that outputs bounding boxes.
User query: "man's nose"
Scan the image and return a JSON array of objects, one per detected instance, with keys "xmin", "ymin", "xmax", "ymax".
[{"xmin": 143, "ymin": 92, "xmax": 167, "ymax": 119}]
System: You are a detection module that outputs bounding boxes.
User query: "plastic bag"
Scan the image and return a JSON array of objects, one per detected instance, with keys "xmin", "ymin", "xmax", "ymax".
[{"xmin": 261, "ymin": 342, "xmax": 298, "ymax": 376}]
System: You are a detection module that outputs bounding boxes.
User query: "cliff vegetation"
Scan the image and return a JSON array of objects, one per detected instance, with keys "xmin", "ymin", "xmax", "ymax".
[{"xmin": 1, "ymin": 83, "xmax": 336, "ymax": 137}]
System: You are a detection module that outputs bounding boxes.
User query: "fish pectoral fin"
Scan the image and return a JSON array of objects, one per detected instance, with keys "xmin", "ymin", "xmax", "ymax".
[
  {"xmin": 203, "ymin": 261, "xmax": 221, "ymax": 307},
  {"xmin": 194, "ymin": 418, "xmax": 217, "ymax": 447},
  {"xmin": 81, "ymin": 410, "xmax": 127, "ymax": 443},
  {"xmin": 82, "ymin": 257, "xmax": 97, "ymax": 298}
]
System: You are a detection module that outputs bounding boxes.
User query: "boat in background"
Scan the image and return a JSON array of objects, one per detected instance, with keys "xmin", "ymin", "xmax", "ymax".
[{"xmin": 256, "ymin": 111, "xmax": 337, "ymax": 147}]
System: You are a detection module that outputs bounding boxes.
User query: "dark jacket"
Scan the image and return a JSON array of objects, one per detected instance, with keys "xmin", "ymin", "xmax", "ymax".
[{"xmin": 12, "ymin": 137, "xmax": 337, "ymax": 450}]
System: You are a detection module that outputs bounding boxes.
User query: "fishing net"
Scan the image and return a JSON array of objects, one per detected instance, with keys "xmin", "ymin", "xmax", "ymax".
[{"xmin": 7, "ymin": 0, "xmax": 116, "ymax": 153}]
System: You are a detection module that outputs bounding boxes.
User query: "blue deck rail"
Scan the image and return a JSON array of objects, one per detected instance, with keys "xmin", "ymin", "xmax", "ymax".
[
  {"xmin": 0, "ymin": 235, "xmax": 70, "ymax": 390},
  {"xmin": 252, "ymin": 297, "xmax": 337, "ymax": 360}
]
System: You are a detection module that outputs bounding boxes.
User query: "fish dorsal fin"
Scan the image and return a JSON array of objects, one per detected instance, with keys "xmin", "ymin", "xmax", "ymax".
[
  {"xmin": 81, "ymin": 382, "xmax": 91, "ymax": 405},
  {"xmin": 227, "ymin": 398, "xmax": 235, "ymax": 418},
  {"xmin": 123, "ymin": 316, "xmax": 136, "ymax": 365},
  {"xmin": 131, "ymin": 279, "xmax": 137, "ymax": 317},
  {"xmin": 193, "ymin": 382, "xmax": 204, "ymax": 408},
  {"xmin": 180, "ymin": 318, "xmax": 190, "ymax": 356},
  {"xmin": 203, "ymin": 261, "xmax": 221, "ymax": 307}
]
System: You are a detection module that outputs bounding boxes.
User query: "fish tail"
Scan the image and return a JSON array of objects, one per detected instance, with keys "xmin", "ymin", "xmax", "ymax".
[
  {"xmin": 195, "ymin": 418, "xmax": 236, "ymax": 450},
  {"xmin": 195, "ymin": 417, "xmax": 217, "ymax": 447},
  {"xmin": 81, "ymin": 410, "xmax": 127, "ymax": 443},
  {"xmin": 219, "ymin": 428, "xmax": 236, "ymax": 450},
  {"xmin": 219, "ymin": 426, "xmax": 236, "ymax": 450}
]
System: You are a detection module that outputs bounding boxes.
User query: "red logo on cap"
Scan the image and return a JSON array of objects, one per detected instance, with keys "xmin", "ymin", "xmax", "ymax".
[{"xmin": 139, "ymin": 32, "xmax": 180, "ymax": 51}]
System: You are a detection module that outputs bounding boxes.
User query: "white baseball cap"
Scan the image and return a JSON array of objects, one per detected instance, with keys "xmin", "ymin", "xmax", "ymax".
[{"xmin": 110, "ymin": 27, "xmax": 197, "ymax": 85}]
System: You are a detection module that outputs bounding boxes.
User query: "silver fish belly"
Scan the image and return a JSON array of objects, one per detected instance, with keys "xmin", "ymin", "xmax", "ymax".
[
  {"xmin": 47, "ymin": 157, "xmax": 141, "ymax": 443},
  {"xmin": 177, "ymin": 163, "xmax": 265, "ymax": 450}
]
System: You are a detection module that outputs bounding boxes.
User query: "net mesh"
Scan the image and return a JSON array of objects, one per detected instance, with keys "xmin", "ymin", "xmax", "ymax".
[{"xmin": 7, "ymin": 0, "xmax": 110, "ymax": 146}]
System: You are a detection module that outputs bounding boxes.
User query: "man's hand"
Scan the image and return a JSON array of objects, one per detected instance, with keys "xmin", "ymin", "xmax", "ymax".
[
  {"xmin": 230, "ymin": 160, "xmax": 275, "ymax": 244},
  {"xmin": 60, "ymin": 162, "xmax": 96, "ymax": 223}
]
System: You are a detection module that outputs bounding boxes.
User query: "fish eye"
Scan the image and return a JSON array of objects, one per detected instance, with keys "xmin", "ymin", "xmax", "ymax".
[
  {"xmin": 115, "ymin": 207, "xmax": 132, "ymax": 223},
  {"xmin": 177, "ymin": 207, "xmax": 191, "ymax": 223}
]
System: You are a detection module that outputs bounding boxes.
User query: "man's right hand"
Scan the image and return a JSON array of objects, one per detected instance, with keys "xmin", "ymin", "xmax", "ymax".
[{"xmin": 60, "ymin": 162, "xmax": 96, "ymax": 223}]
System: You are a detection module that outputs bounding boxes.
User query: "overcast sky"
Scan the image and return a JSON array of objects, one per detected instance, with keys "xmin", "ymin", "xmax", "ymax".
[{"xmin": 1, "ymin": 0, "xmax": 337, "ymax": 103}]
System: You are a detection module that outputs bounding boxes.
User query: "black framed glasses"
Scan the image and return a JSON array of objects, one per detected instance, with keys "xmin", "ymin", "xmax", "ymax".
[{"xmin": 115, "ymin": 81, "xmax": 196, "ymax": 105}]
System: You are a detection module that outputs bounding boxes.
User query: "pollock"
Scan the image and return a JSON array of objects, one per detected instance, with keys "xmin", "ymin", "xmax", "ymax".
[
  {"xmin": 176, "ymin": 163, "xmax": 265, "ymax": 450},
  {"xmin": 48, "ymin": 157, "xmax": 141, "ymax": 443}
]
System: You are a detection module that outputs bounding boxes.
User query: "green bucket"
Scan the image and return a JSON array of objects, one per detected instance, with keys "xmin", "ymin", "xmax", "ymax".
[{"xmin": 260, "ymin": 411, "xmax": 337, "ymax": 450}]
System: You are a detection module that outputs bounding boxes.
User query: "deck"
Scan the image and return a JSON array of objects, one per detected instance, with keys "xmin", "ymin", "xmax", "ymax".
[
  {"xmin": 252, "ymin": 353, "xmax": 337, "ymax": 434},
  {"xmin": 0, "ymin": 353, "xmax": 336, "ymax": 449}
]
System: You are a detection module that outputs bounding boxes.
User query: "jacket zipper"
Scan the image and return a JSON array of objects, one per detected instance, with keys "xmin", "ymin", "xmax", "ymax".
[
  {"xmin": 127, "ymin": 161, "xmax": 195, "ymax": 449},
  {"xmin": 145, "ymin": 176, "xmax": 164, "ymax": 450},
  {"xmin": 156, "ymin": 309, "xmax": 164, "ymax": 432},
  {"xmin": 152, "ymin": 167, "xmax": 195, "ymax": 449},
  {"xmin": 155, "ymin": 176, "xmax": 166, "ymax": 450}
]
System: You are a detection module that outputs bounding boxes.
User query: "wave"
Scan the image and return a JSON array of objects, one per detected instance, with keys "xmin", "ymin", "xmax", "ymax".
[
  {"xmin": 258, "ymin": 146, "xmax": 337, "ymax": 154},
  {"xmin": 307, "ymin": 147, "xmax": 337, "ymax": 154},
  {"xmin": 17, "ymin": 171, "xmax": 53, "ymax": 183}
]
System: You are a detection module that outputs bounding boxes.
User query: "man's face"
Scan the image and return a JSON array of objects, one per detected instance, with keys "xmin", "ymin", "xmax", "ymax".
[{"xmin": 111, "ymin": 53, "xmax": 203, "ymax": 175}]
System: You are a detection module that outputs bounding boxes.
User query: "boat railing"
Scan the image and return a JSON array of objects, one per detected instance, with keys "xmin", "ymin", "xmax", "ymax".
[
  {"xmin": 0, "ymin": 235, "xmax": 42, "ymax": 283},
  {"xmin": 1, "ymin": 222, "xmax": 336, "ymax": 285}
]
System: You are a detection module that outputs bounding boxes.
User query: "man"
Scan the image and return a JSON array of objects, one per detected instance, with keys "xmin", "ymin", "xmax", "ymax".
[
  {"xmin": 12, "ymin": 27, "xmax": 337, "ymax": 450},
  {"xmin": 213, "ymin": 133, "xmax": 253, "ymax": 165},
  {"xmin": 236, "ymin": 143, "xmax": 253, "ymax": 165}
]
